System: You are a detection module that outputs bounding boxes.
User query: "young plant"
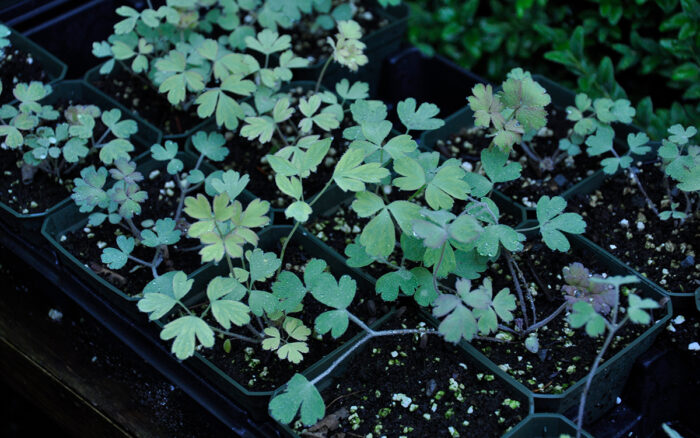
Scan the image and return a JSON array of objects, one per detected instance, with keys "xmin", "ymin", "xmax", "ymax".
[
  {"xmin": 565, "ymin": 270, "xmax": 661, "ymax": 437},
  {"xmin": 93, "ymin": 3, "xmax": 310, "ymax": 130},
  {"xmin": 468, "ymin": 68, "xmax": 551, "ymax": 160},
  {"xmin": 316, "ymin": 19, "xmax": 368, "ymax": 91},
  {"xmin": 0, "ymin": 81, "xmax": 140, "ymax": 187},
  {"xmin": 657, "ymin": 124, "xmax": 699, "ymax": 221},
  {"xmin": 72, "ymin": 129, "xmax": 233, "ymax": 281}
]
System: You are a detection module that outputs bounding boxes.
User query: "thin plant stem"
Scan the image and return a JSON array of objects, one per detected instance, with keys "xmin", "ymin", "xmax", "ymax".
[
  {"xmin": 211, "ymin": 326, "xmax": 260, "ymax": 344},
  {"xmin": 576, "ymin": 315, "xmax": 629, "ymax": 438},
  {"xmin": 310, "ymin": 317, "xmax": 438, "ymax": 386},
  {"xmin": 524, "ymin": 303, "xmax": 567, "ymax": 335},
  {"xmin": 432, "ymin": 242, "xmax": 447, "ymax": 296},
  {"xmin": 315, "ymin": 57, "xmax": 333, "ymax": 93},
  {"xmin": 505, "ymin": 251, "xmax": 530, "ymax": 329},
  {"xmin": 277, "ymin": 221, "xmax": 301, "ymax": 276},
  {"xmin": 511, "ymin": 256, "xmax": 537, "ymax": 324}
]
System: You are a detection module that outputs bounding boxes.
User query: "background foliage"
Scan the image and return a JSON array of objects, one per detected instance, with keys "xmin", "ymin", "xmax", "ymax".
[{"xmin": 407, "ymin": 0, "xmax": 700, "ymax": 139}]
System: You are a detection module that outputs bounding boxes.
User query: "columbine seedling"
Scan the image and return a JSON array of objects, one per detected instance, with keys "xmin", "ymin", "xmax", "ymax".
[
  {"xmin": 0, "ymin": 81, "xmax": 140, "ymax": 197},
  {"xmin": 565, "ymin": 271, "xmax": 661, "ymax": 437}
]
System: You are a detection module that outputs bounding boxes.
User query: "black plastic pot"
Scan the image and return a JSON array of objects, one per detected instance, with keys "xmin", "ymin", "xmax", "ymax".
[
  {"xmin": 298, "ymin": 1, "xmax": 410, "ymax": 96},
  {"xmin": 40, "ymin": 151, "xmax": 217, "ymax": 317},
  {"xmin": 274, "ymin": 308, "xmax": 534, "ymax": 438},
  {"xmin": 378, "ymin": 46, "xmax": 489, "ymax": 127},
  {"xmin": 154, "ymin": 225, "xmax": 392, "ymax": 420},
  {"xmin": 461, "ymin": 233, "xmax": 672, "ymax": 424},
  {"xmin": 504, "ymin": 414, "xmax": 593, "ymax": 438},
  {"xmin": 568, "ymin": 169, "xmax": 699, "ymax": 313},
  {"xmin": 22, "ymin": 0, "xmax": 118, "ymax": 77},
  {"xmin": 0, "ymin": 80, "xmax": 160, "ymax": 238},
  {"xmin": 2, "ymin": 23, "xmax": 67, "ymax": 101}
]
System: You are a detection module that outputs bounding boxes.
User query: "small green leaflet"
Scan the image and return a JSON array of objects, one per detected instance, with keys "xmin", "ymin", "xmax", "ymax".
[
  {"xmin": 481, "ymin": 148, "xmax": 522, "ymax": 183},
  {"xmin": 627, "ymin": 293, "xmax": 660, "ymax": 325},
  {"xmin": 137, "ymin": 271, "xmax": 193, "ymax": 321},
  {"xmin": 246, "ymin": 249, "xmax": 281, "ymax": 283},
  {"xmin": 333, "ymin": 148, "xmax": 389, "ymax": 192},
  {"xmin": 269, "ymin": 374, "xmax": 325, "ymax": 426},
  {"xmin": 101, "ymin": 235, "xmax": 134, "ymax": 269},
  {"xmin": 536, "ymin": 196, "xmax": 586, "ymax": 252},
  {"xmin": 397, "ymin": 98, "xmax": 444, "ymax": 132},
  {"xmin": 206, "ymin": 276, "xmax": 250, "ymax": 329},
  {"xmin": 160, "ymin": 315, "xmax": 215, "ymax": 360},
  {"xmin": 568, "ymin": 301, "xmax": 606, "ymax": 337}
]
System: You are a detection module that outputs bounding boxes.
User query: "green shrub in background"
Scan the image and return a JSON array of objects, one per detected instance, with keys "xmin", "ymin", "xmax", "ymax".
[{"xmin": 407, "ymin": 0, "xmax": 700, "ymax": 139}]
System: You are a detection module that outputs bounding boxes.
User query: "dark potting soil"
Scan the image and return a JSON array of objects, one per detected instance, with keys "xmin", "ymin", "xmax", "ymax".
[
  {"xmin": 224, "ymin": 85, "xmax": 356, "ymax": 208},
  {"xmin": 285, "ymin": 0, "xmax": 389, "ymax": 65},
  {"xmin": 436, "ymin": 106, "xmax": 603, "ymax": 207},
  {"xmin": 471, "ymin": 242, "xmax": 661, "ymax": 394},
  {"xmin": 569, "ymin": 161, "xmax": 700, "ymax": 294},
  {"xmin": 60, "ymin": 172, "xmax": 204, "ymax": 296},
  {"xmin": 0, "ymin": 45, "xmax": 49, "ymax": 105},
  {"xmin": 292, "ymin": 308, "xmax": 528, "ymax": 437},
  {"xmin": 203, "ymin": 237, "xmax": 390, "ymax": 392},
  {"xmin": 656, "ymin": 312, "xmax": 699, "ymax": 358},
  {"xmin": 0, "ymin": 148, "xmax": 78, "ymax": 214},
  {"xmin": 91, "ymin": 67, "xmax": 201, "ymax": 137}
]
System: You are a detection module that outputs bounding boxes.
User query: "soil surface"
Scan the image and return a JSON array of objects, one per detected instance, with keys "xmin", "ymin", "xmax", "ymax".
[
  {"xmin": 292, "ymin": 308, "xmax": 528, "ymax": 437},
  {"xmin": 569, "ymin": 161, "xmax": 700, "ymax": 294},
  {"xmin": 284, "ymin": 0, "xmax": 389, "ymax": 65},
  {"xmin": 435, "ymin": 106, "xmax": 604, "ymax": 207},
  {"xmin": 91, "ymin": 67, "xmax": 202, "ymax": 137},
  {"xmin": 61, "ymin": 171, "xmax": 204, "ymax": 296},
  {"xmin": 0, "ymin": 45, "xmax": 49, "ymax": 105},
  {"xmin": 471, "ymin": 241, "xmax": 662, "ymax": 394},
  {"xmin": 201, "ymin": 234, "xmax": 390, "ymax": 392}
]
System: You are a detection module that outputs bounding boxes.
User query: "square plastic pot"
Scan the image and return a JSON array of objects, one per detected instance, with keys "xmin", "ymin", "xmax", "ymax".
[
  {"xmin": 377, "ymin": 46, "xmax": 489, "ymax": 127},
  {"xmin": 3, "ymin": 23, "xmax": 67, "ymax": 93},
  {"xmin": 503, "ymin": 414, "xmax": 592, "ymax": 438},
  {"xmin": 567, "ymin": 168, "xmax": 699, "ymax": 313},
  {"xmin": 460, "ymin": 233, "xmax": 672, "ymax": 424},
  {"xmin": 0, "ymin": 80, "xmax": 161, "ymax": 238},
  {"xmin": 273, "ymin": 308, "xmax": 534, "ymax": 437},
  {"xmin": 152, "ymin": 225, "xmax": 394, "ymax": 420},
  {"xmin": 40, "ymin": 151, "xmax": 216, "ymax": 317},
  {"xmin": 22, "ymin": 0, "xmax": 118, "ymax": 77}
]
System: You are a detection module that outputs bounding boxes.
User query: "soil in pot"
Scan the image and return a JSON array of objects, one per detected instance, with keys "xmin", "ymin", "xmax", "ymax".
[
  {"xmin": 0, "ymin": 42, "xmax": 50, "ymax": 104},
  {"xmin": 60, "ymin": 169, "xmax": 204, "ymax": 296},
  {"xmin": 434, "ymin": 106, "xmax": 604, "ymax": 207},
  {"xmin": 222, "ymin": 85, "xmax": 356, "ymax": 208},
  {"xmin": 290, "ymin": 307, "xmax": 528, "ymax": 437},
  {"xmin": 90, "ymin": 68, "xmax": 202, "ymax": 138},
  {"xmin": 0, "ymin": 99, "xmax": 117, "ymax": 214},
  {"xmin": 196, "ymin": 236, "xmax": 391, "ymax": 392},
  {"xmin": 471, "ymin": 241, "xmax": 661, "ymax": 394},
  {"xmin": 281, "ymin": 0, "xmax": 390, "ymax": 66},
  {"xmin": 569, "ymin": 160, "xmax": 700, "ymax": 294}
]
